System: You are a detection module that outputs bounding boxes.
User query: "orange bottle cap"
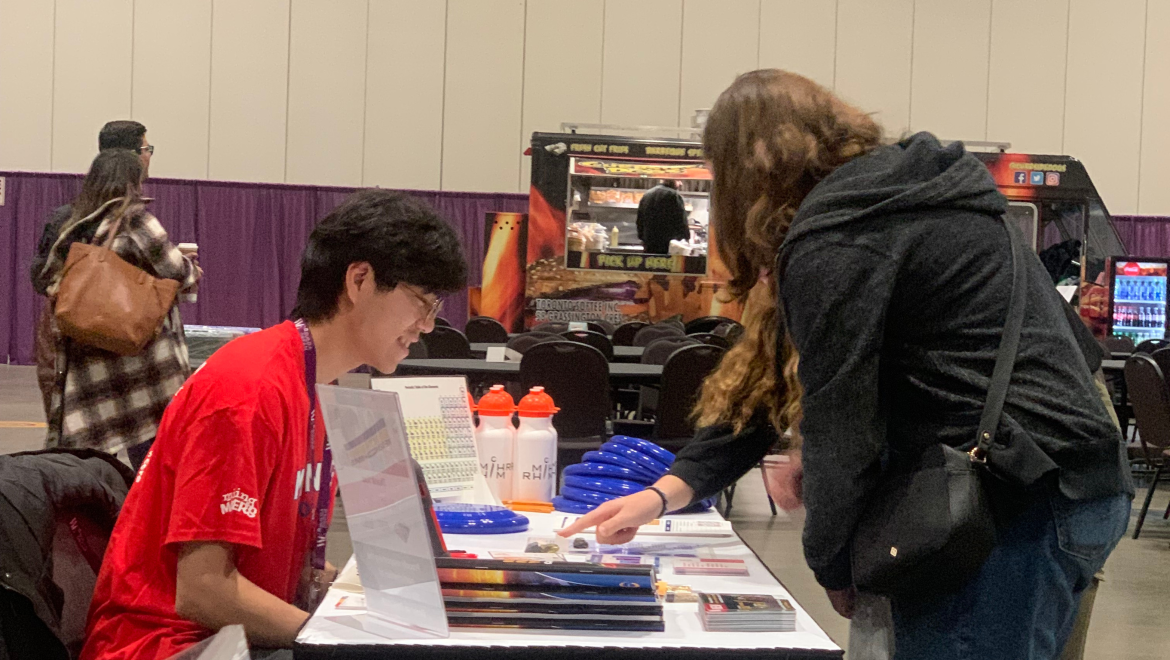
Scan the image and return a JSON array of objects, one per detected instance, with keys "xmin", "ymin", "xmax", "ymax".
[
  {"xmin": 477, "ymin": 384, "xmax": 516, "ymax": 416},
  {"xmin": 503, "ymin": 499, "xmax": 555, "ymax": 513},
  {"xmin": 518, "ymin": 386, "xmax": 559, "ymax": 417}
]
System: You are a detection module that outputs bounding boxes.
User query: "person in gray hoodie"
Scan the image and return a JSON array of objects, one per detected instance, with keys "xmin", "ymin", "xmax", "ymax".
[{"xmin": 562, "ymin": 69, "xmax": 1132, "ymax": 660}]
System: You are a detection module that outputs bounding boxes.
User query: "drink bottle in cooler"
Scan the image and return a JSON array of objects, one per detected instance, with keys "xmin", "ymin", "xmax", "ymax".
[
  {"xmin": 473, "ymin": 385, "xmax": 516, "ymax": 501},
  {"xmin": 512, "ymin": 386, "xmax": 560, "ymax": 503}
]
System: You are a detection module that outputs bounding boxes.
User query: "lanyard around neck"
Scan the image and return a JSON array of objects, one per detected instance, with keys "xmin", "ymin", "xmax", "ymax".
[{"xmin": 294, "ymin": 319, "xmax": 332, "ymax": 571}]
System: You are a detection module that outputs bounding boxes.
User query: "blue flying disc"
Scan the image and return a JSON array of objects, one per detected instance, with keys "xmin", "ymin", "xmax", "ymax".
[
  {"xmin": 609, "ymin": 435, "xmax": 676, "ymax": 466},
  {"xmin": 582, "ymin": 451, "xmax": 664, "ymax": 480},
  {"xmin": 564, "ymin": 462, "xmax": 655, "ymax": 484},
  {"xmin": 552, "ymin": 496, "xmax": 597, "ymax": 514},
  {"xmin": 434, "ymin": 503, "xmax": 529, "ymax": 534},
  {"xmin": 600, "ymin": 442, "xmax": 671, "ymax": 475},
  {"xmin": 670, "ymin": 497, "xmax": 718, "ymax": 515},
  {"xmin": 559, "ymin": 485, "xmax": 621, "ymax": 505},
  {"xmin": 563, "ymin": 475, "xmax": 644, "ymax": 497}
]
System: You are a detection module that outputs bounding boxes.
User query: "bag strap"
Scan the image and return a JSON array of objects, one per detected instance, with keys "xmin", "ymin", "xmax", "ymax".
[
  {"xmin": 971, "ymin": 216, "xmax": 1029, "ymax": 463},
  {"xmin": 99, "ymin": 199, "xmax": 133, "ymax": 250}
]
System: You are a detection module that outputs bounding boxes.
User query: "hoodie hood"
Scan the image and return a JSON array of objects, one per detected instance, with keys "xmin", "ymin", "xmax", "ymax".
[{"xmin": 783, "ymin": 132, "xmax": 1007, "ymax": 248}]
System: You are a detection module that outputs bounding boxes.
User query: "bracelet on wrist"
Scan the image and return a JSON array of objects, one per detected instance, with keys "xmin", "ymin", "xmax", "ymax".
[{"xmin": 645, "ymin": 486, "xmax": 669, "ymax": 518}]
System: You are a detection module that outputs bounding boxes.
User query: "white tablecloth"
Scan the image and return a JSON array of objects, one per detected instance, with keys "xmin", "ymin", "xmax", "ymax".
[{"xmin": 296, "ymin": 510, "xmax": 841, "ymax": 657}]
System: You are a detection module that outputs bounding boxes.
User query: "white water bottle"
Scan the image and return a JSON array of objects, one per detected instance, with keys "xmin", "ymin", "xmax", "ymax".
[
  {"xmin": 474, "ymin": 385, "xmax": 516, "ymax": 501},
  {"xmin": 512, "ymin": 387, "xmax": 560, "ymax": 502}
]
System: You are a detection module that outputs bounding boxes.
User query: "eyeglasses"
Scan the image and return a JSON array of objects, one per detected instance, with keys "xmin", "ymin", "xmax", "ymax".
[
  {"xmin": 403, "ymin": 284, "xmax": 443, "ymax": 321},
  {"xmin": 138, "ymin": 145, "xmax": 155, "ymax": 155}
]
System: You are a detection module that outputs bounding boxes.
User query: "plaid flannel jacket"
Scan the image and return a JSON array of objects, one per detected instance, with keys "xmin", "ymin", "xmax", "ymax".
[{"xmin": 43, "ymin": 199, "xmax": 199, "ymax": 453}]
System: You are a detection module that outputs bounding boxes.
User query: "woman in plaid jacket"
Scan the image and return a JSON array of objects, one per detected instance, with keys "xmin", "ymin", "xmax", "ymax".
[{"xmin": 40, "ymin": 150, "xmax": 200, "ymax": 461}]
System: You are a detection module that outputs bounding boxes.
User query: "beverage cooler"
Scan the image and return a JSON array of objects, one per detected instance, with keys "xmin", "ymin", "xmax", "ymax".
[{"xmin": 1108, "ymin": 259, "xmax": 1169, "ymax": 343}]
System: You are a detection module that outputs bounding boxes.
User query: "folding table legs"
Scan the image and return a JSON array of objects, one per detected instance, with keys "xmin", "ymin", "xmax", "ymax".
[
  {"xmin": 722, "ymin": 465, "xmax": 780, "ymax": 518},
  {"xmin": 1133, "ymin": 465, "xmax": 1163, "ymax": 539},
  {"xmin": 722, "ymin": 483, "xmax": 737, "ymax": 517}
]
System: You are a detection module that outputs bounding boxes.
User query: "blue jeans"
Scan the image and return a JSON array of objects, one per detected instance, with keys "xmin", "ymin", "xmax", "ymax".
[{"xmin": 890, "ymin": 488, "xmax": 1130, "ymax": 660}]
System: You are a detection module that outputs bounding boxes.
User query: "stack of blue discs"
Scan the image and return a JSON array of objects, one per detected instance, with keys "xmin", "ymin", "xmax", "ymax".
[
  {"xmin": 434, "ymin": 503, "xmax": 529, "ymax": 534},
  {"xmin": 552, "ymin": 436, "xmax": 715, "ymax": 514}
]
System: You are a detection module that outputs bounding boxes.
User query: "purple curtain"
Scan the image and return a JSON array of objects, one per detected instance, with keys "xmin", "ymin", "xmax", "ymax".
[
  {"xmin": 1, "ymin": 174, "xmax": 80, "ymax": 367},
  {"xmin": 2, "ymin": 171, "xmax": 526, "ymax": 365},
  {"xmin": 1113, "ymin": 215, "xmax": 1170, "ymax": 258}
]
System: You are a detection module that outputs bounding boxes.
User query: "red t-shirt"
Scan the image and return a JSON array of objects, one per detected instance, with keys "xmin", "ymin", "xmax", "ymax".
[{"xmin": 82, "ymin": 321, "xmax": 335, "ymax": 660}]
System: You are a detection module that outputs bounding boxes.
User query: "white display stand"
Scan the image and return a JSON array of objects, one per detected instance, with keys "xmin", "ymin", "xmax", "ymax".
[
  {"xmin": 295, "ymin": 510, "xmax": 842, "ymax": 659},
  {"xmin": 316, "ymin": 385, "xmax": 450, "ymax": 640}
]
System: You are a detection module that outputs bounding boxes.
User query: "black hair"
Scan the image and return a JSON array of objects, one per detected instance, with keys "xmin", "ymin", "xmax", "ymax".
[
  {"xmin": 98, "ymin": 120, "xmax": 147, "ymax": 151},
  {"xmin": 292, "ymin": 189, "xmax": 468, "ymax": 322}
]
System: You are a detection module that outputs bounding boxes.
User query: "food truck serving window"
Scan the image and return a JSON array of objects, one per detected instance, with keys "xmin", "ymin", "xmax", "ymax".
[{"xmin": 565, "ymin": 158, "xmax": 711, "ymax": 275}]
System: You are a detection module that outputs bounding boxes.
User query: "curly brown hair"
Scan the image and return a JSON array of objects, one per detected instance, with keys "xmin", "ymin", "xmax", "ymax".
[
  {"xmin": 694, "ymin": 279, "xmax": 802, "ymax": 437},
  {"xmin": 693, "ymin": 69, "xmax": 882, "ymax": 438}
]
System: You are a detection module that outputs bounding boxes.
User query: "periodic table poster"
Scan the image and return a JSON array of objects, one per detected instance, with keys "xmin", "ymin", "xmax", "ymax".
[{"xmin": 370, "ymin": 377, "xmax": 478, "ymax": 498}]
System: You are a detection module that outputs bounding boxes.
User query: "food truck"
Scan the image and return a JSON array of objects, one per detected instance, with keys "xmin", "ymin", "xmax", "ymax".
[{"xmin": 472, "ymin": 131, "xmax": 1132, "ymax": 338}]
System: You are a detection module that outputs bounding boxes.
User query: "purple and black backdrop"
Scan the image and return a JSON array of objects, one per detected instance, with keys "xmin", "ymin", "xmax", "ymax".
[
  {"xmin": 1, "ymin": 171, "xmax": 527, "ymax": 365},
  {"xmin": 3, "ymin": 171, "xmax": 1167, "ymax": 366},
  {"xmin": 1113, "ymin": 215, "xmax": 1170, "ymax": 260}
]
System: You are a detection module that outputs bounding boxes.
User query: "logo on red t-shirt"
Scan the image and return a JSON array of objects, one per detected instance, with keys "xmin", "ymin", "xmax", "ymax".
[
  {"xmin": 221, "ymin": 489, "xmax": 259, "ymax": 518},
  {"xmin": 295, "ymin": 461, "xmax": 324, "ymax": 501}
]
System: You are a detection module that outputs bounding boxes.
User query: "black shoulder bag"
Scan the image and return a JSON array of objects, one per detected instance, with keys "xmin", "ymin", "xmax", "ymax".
[{"xmin": 850, "ymin": 216, "xmax": 1028, "ymax": 598}]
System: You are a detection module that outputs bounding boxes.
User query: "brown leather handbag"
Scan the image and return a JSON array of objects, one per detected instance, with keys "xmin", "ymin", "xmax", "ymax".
[{"xmin": 53, "ymin": 209, "xmax": 179, "ymax": 356}]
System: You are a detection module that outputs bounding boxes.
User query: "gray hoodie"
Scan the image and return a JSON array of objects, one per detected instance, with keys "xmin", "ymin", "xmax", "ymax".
[{"xmin": 777, "ymin": 133, "xmax": 1131, "ymax": 590}]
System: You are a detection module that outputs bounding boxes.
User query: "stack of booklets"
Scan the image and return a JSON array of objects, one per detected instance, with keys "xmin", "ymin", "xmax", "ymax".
[
  {"xmin": 698, "ymin": 593, "xmax": 796, "ymax": 632},
  {"xmin": 435, "ymin": 557, "xmax": 664, "ymax": 632}
]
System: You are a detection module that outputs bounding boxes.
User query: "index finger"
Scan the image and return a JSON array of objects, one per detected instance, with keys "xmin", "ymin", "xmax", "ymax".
[{"xmin": 557, "ymin": 502, "xmax": 616, "ymax": 537}]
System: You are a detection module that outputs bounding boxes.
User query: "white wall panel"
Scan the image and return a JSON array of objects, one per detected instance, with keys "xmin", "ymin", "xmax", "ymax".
[
  {"xmin": 521, "ymin": 0, "xmax": 604, "ymax": 191},
  {"xmin": 132, "ymin": 0, "xmax": 212, "ymax": 179},
  {"xmin": 986, "ymin": 0, "xmax": 1069, "ymax": 154},
  {"xmin": 0, "ymin": 0, "xmax": 55, "ymax": 171},
  {"xmin": 1139, "ymin": 1, "xmax": 1170, "ymax": 215},
  {"xmin": 442, "ymin": 0, "xmax": 526, "ymax": 192},
  {"xmin": 1063, "ymin": 0, "xmax": 1145, "ymax": 215},
  {"xmin": 834, "ymin": 0, "xmax": 913, "ymax": 136},
  {"xmin": 207, "ymin": 0, "xmax": 290, "ymax": 183},
  {"xmin": 758, "ymin": 0, "xmax": 836, "ymax": 89},
  {"xmin": 679, "ymin": 0, "xmax": 759, "ymax": 125},
  {"xmin": 600, "ymin": 0, "xmax": 683, "ymax": 127},
  {"xmin": 6, "ymin": 0, "xmax": 1164, "ymax": 201},
  {"xmin": 363, "ymin": 0, "xmax": 447, "ymax": 190},
  {"xmin": 285, "ymin": 0, "xmax": 367, "ymax": 186},
  {"xmin": 52, "ymin": 0, "xmax": 133, "ymax": 173},
  {"xmin": 910, "ymin": 0, "xmax": 991, "ymax": 141}
]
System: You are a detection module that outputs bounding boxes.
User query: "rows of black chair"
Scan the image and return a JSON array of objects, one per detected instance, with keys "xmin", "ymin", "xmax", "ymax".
[
  {"xmin": 416, "ymin": 316, "xmax": 743, "ymax": 470},
  {"xmin": 1124, "ymin": 345, "xmax": 1170, "ymax": 539}
]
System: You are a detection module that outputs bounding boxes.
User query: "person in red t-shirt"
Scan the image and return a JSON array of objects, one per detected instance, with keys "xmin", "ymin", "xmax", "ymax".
[{"xmin": 82, "ymin": 190, "xmax": 467, "ymax": 660}]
